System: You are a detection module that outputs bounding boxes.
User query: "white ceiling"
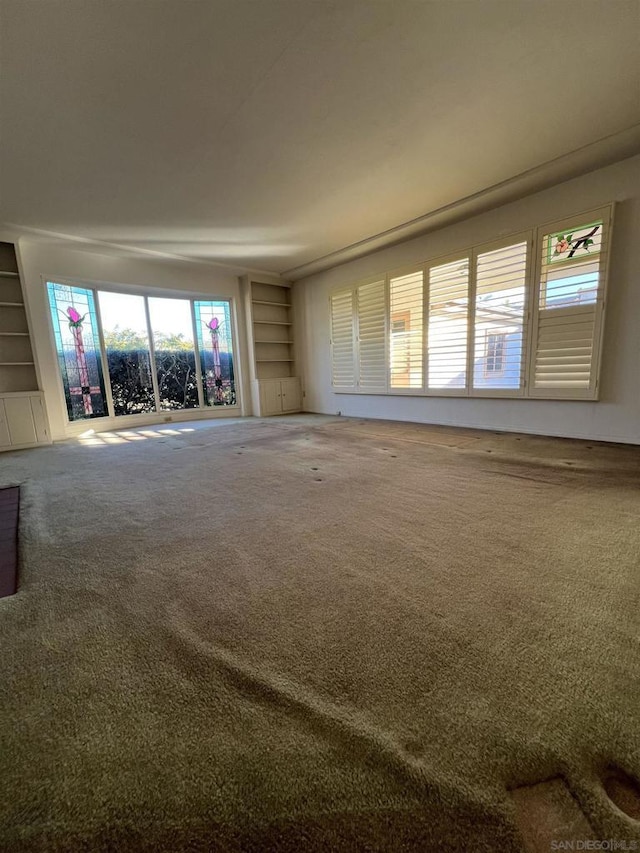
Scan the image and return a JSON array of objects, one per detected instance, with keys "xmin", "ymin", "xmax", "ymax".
[{"xmin": 1, "ymin": 0, "xmax": 639, "ymax": 278}]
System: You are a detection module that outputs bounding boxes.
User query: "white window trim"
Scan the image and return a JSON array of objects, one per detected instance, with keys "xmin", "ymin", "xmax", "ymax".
[
  {"xmin": 43, "ymin": 275, "xmax": 243, "ymax": 429},
  {"xmin": 525, "ymin": 205, "xmax": 612, "ymax": 401},
  {"xmin": 468, "ymin": 231, "xmax": 532, "ymax": 399},
  {"xmin": 387, "ymin": 262, "xmax": 425, "ymax": 396},
  {"xmin": 329, "ymin": 205, "xmax": 613, "ymax": 401}
]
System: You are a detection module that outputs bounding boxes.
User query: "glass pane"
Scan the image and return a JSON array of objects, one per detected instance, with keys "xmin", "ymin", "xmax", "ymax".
[
  {"xmin": 540, "ymin": 220, "xmax": 603, "ymax": 309},
  {"xmin": 473, "ymin": 242, "xmax": 527, "ymax": 390},
  {"xmin": 98, "ymin": 291, "xmax": 156, "ymax": 416},
  {"xmin": 194, "ymin": 301, "xmax": 236, "ymax": 406},
  {"xmin": 46, "ymin": 282, "xmax": 108, "ymax": 421},
  {"xmin": 148, "ymin": 297, "xmax": 199, "ymax": 410},
  {"xmin": 428, "ymin": 259, "xmax": 469, "ymax": 389},
  {"xmin": 545, "ymin": 220, "xmax": 602, "ymax": 266},
  {"xmin": 390, "ymin": 271, "xmax": 423, "ymax": 388}
]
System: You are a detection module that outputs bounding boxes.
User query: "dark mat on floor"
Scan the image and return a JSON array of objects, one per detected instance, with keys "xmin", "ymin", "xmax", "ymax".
[{"xmin": 0, "ymin": 486, "xmax": 19, "ymax": 598}]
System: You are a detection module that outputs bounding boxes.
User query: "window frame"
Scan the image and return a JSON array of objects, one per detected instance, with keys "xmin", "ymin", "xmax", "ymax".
[
  {"xmin": 424, "ymin": 251, "xmax": 471, "ymax": 397},
  {"xmin": 44, "ymin": 276, "xmax": 242, "ymax": 427},
  {"xmin": 328, "ymin": 205, "xmax": 613, "ymax": 402},
  {"xmin": 469, "ymin": 232, "xmax": 532, "ymax": 399},
  {"xmin": 525, "ymin": 205, "xmax": 613, "ymax": 401},
  {"xmin": 387, "ymin": 263, "xmax": 426, "ymax": 396},
  {"xmin": 484, "ymin": 332, "xmax": 507, "ymax": 378}
]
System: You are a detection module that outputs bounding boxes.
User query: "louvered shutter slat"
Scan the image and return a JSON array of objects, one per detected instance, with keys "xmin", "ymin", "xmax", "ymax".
[
  {"xmin": 532, "ymin": 216, "xmax": 607, "ymax": 397},
  {"xmin": 357, "ymin": 280, "xmax": 386, "ymax": 390},
  {"xmin": 428, "ymin": 259, "xmax": 469, "ymax": 390},
  {"xmin": 473, "ymin": 241, "xmax": 528, "ymax": 391},
  {"xmin": 330, "ymin": 291, "xmax": 355, "ymax": 389},
  {"xmin": 390, "ymin": 271, "xmax": 423, "ymax": 389}
]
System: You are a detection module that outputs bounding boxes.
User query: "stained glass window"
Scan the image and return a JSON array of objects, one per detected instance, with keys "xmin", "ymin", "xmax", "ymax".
[
  {"xmin": 541, "ymin": 220, "xmax": 603, "ymax": 309},
  {"xmin": 194, "ymin": 301, "xmax": 236, "ymax": 406},
  {"xmin": 47, "ymin": 285, "xmax": 238, "ymax": 422},
  {"xmin": 98, "ymin": 291, "xmax": 156, "ymax": 416},
  {"xmin": 148, "ymin": 297, "xmax": 199, "ymax": 410},
  {"xmin": 47, "ymin": 283, "xmax": 108, "ymax": 421}
]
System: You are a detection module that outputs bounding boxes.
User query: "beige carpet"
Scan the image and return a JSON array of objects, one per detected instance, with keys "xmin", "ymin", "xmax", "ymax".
[{"xmin": 1, "ymin": 414, "xmax": 639, "ymax": 851}]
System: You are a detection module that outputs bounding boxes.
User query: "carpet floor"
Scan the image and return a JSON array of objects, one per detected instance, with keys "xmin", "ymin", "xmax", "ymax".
[{"xmin": 1, "ymin": 414, "xmax": 639, "ymax": 851}]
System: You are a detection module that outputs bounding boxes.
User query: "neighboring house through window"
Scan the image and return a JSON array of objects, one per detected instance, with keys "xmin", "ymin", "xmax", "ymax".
[{"xmin": 485, "ymin": 332, "xmax": 506, "ymax": 376}]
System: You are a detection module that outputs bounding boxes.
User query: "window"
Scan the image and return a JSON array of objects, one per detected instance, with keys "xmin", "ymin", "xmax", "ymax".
[
  {"xmin": 473, "ymin": 241, "xmax": 528, "ymax": 391},
  {"xmin": 390, "ymin": 271, "xmax": 423, "ymax": 389},
  {"xmin": 194, "ymin": 301, "xmax": 236, "ymax": 406},
  {"xmin": 329, "ymin": 204, "xmax": 612, "ymax": 402},
  {"xmin": 329, "ymin": 282, "xmax": 387, "ymax": 392},
  {"xmin": 427, "ymin": 258, "xmax": 469, "ymax": 390},
  {"xmin": 47, "ymin": 283, "xmax": 238, "ymax": 422},
  {"xmin": 148, "ymin": 297, "xmax": 199, "ymax": 410},
  {"xmin": 530, "ymin": 212, "xmax": 610, "ymax": 398},
  {"xmin": 330, "ymin": 290, "xmax": 356, "ymax": 389},
  {"xmin": 484, "ymin": 333, "xmax": 506, "ymax": 376},
  {"xmin": 356, "ymin": 280, "xmax": 386, "ymax": 391},
  {"xmin": 98, "ymin": 291, "xmax": 156, "ymax": 416},
  {"xmin": 47, "ymin": 283, "xmax": 108, "ymax": 420}
]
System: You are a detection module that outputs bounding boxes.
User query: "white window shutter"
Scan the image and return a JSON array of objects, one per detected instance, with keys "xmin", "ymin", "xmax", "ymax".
[
  {"xmin": 330, "ymin": 291, "xmax": 356, "ymax": 389},
  {"xmin": 356, "ymin": 280, "xmax": 386, "ymax": 391},
  {"xmin": 389, "ymin": 270, "xmax": 423, "ymax": 389},
  {"xmin": 529, "ymin": 207, "xmax": 612, "ymax": 399},
  {"xmin": 473, "ymin": 241, "xmax": 528, "ymax": 393},
  {"xmin": 427, "ymin": 258, "xmax": 470, "ymax": 391}
]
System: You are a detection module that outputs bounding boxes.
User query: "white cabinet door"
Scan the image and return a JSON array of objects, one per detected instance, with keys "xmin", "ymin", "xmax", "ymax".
[
  {"xmin": 0, "ymin": 393, "xmax": 51, "ymax": 449},
  {"xmin": 30, "ymin": 395, "xmax": 49, "ymax": 443},
  {"xmin": 0, "ymin": 400, "xmax": 10, "ymax": 447},
  {"xmin": 5, "ymin": 396, "xmax": 37, "ymax": 446},
  {"xmin": 259, "ymin": 379, "xmax": 282, "ymax": 416},
  {"xmin": 280, "ymin": 378, "xmax": 302, "ymax": 413}
]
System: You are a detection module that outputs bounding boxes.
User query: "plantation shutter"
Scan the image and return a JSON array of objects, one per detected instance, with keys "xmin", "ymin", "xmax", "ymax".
[
  {"xmin": 356, "ymin": 280, "xmax": 386, "ymax": 391},
  {"xmin": 427, "ymin": 258, "xmax": 470, "ymax": 391},
  {"xmin": 389, "ymin": 270, "xmax": 423, "ymax": 389},
  {"xmin": 529, "ymin": 207, "xmax": 611, "ymax": 399},
  {"xmin": 473, "ymin": 241, "xmax": 528, "ymax": 392},
  {"xmin": 330, "ymin": 290, "xmax": 356, "ymax": 389}
]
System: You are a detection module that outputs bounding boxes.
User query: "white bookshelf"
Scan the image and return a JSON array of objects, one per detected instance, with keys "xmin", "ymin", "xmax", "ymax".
[
  {"xmin": 0, "ymin": 242, "xmax": 51, "ymax": 449},
  {"xmin": 242, "ymin": 275, "xmax": 302, "ymax": 415}
]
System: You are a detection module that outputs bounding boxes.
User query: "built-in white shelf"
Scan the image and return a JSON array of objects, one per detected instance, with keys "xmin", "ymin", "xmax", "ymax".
[
  {"xmin": 243, "ymin": 276, "xmax": 300, "ymax": 408},
  {"xmin": 0, "ymin": 242, "xmax": 45, "ymax": 411}
]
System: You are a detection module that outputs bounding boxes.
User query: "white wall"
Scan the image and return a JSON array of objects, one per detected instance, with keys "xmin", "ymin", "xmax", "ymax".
[
  {"xmin": 293, "ymin": 155, "xmax": 640, "ymax": 444},
  {"xmin": 15, "ymin": 239, "xmax": 253, "ymax": 440}
]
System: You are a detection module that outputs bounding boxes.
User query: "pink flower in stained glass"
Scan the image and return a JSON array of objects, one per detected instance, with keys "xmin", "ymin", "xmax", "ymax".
[
  {"xmin": 207, "ymin": 318, "xmax": 219, "ymax": 331},
  {"xmin": 67, "ymin": 307, "xmax": 83, "ymax": 323}
]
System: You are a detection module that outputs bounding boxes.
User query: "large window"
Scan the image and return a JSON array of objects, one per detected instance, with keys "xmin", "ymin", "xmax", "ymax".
[
  {"xmin": 329, "ymin": 205, "xmax": 612, "ymax": 401},
  {"xmin": 98, "ymin": 291, "xmax": 156, "ymax": 416},
  {"xmin": 47, "ymin": 283, "xmax": 108, "ymax": 420},
  {"xmin": 427, "ymin": 258, "xmax": 469, "ymax": 390},
  {"xmin": 473, "ymin": 241, "xmax": 528, "ymax": 392},
  {"xmin": 529, "ymin": 217, "xmax": 607, "ymax": 397},
  {"xmin": 389, "ymin": 271, "xmax": 423, "ymax": 389},
  {"xmin": 148, "ymin": 297, "xmax": 199, "ymax": 411},
  {"xmin": 47, "ymin": 284, "xmax": 238, "ymax": 422},
  {"xmin": 194, "ymin": 301, "xmax": 236, "ymax": 406}
]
